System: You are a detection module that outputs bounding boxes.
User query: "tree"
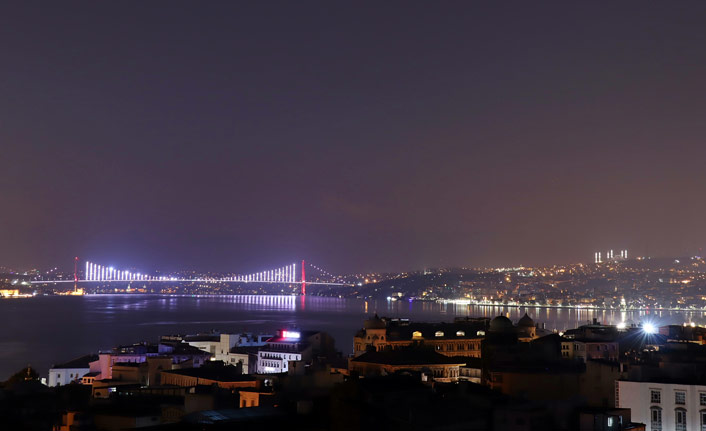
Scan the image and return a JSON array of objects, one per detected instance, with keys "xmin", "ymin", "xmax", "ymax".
[{"xmin": 2, "ymin": 365, "xmax": 39, "ymax": 388}]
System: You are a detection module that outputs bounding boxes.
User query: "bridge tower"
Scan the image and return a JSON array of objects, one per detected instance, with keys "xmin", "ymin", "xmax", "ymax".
[
  {"xmin": 301, "ymin": 260, "xmax": 306, "ymax": 295},
  {"xmin": 74, "ymin": 256, "xmax": 78, "ymax": 292}
]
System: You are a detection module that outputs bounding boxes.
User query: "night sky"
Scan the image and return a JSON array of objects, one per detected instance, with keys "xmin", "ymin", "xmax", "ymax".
[{"xmin": 2, "ymin": 2, "xmax": 706, "ymax": 273}]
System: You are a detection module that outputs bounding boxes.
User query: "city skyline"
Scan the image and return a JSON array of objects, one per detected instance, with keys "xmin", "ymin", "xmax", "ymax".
[{"xmin": 3, "ymin": 2, "xmax": 706, "ymax": 273}]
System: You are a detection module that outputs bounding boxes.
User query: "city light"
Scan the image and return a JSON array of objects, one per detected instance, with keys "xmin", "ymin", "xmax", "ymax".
[
  {"xmin": 617, "ymin": 322, "xmax": 627, "ymax": 330},
  {"xmin": 643, "ymin": 323, "xmax": 657, "ymax": 334},
  {"xmin": 282, "ymin": 330, "xmax": 300, "ymax": 339}
]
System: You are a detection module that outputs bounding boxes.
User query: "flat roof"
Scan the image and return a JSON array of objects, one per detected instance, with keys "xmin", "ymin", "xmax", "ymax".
[{"xmin": 162, "ymin": 366, "xmax": 257, "ymax": 382}]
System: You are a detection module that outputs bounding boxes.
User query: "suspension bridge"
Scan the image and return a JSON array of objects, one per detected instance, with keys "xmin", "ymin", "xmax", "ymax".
[{"xmin": 31, "ymin": 258, "xmax": 352, "ymax": 295}]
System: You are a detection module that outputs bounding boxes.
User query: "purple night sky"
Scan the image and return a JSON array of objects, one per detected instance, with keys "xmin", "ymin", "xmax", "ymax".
[{"xmin": 2, "ymin": 2, "xmax": 706, "ymax": 273}]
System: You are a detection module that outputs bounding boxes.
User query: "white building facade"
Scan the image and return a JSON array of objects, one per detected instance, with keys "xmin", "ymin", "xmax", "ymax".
[
  {"xmin": 186, "ymin": 333, "xmax": 272, "ymax": 364},
  {"xmin": 48, "ymin": 366, "xmax": 91, "ymax": 387},
  {"xmin": 186, "ymin": 334, "xmax": 238, "ymax": 357},
  {"xmin": 47, "ymin": 354, "xmax": 99, "ymax": 387},
  {"xmin": 256, "ymin": 330, "xmax": 312, "ymax": 374},
  {"xmin": 257, "ymin": 350, "xmax": 302, "ymax": 374},
  {"xmin": 617, "ymin": 380, "xmax": 706, "ymax": 431}
]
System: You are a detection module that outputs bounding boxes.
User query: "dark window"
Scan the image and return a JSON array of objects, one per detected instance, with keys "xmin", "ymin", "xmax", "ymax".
[
  {"xmin": 650, "ymin": 407, "xmax": 662, "ymax": 431},
  {"xmin": 675, "ymin": 408, "xmax": 686, "ymax": 431}
]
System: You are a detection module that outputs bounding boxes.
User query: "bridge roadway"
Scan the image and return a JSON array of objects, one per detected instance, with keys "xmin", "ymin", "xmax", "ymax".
[{"xmin": 30, "ymin": 279, "xmax": 351, "ymax": 286}]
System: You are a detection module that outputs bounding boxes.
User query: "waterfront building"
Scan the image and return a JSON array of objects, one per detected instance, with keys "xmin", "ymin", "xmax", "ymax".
[
  {"xmin": 256, "ymin": 330, "xmax": 335, "ymax": 374},
  {"xmin": 47, "ymin": 354, "xmax": 98, "ymax": 387}
]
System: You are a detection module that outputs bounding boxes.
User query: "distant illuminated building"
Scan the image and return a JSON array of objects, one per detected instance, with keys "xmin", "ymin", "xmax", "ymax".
[{"xmin": 595, "ymin": 249, "xmax": 628, "ymax": 263}]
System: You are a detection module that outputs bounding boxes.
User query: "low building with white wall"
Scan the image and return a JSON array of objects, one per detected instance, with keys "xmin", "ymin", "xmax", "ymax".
[
  {"xmin": 185, "ymin": 332, "xmax": 272, "ymax": 364},
  {"xmin": 617, "ymin": 380, "xmax": 706, "ymax": 431},
  {"xmin": 48, "ymin": 354, "xmax": 99, "ymax": 387}
]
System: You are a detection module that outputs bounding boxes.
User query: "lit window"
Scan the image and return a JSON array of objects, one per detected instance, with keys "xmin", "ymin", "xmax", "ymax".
[
  {"xmin": 435, "ymin": 331, "xmax": 444, "ymax": 337},
  {"xmin": 456, "ymin": 331, "xmax": 465, "ymax": 336},
  {"xmin": 412, "ymin": 331, "xmax": 423, "ymax": 338}
]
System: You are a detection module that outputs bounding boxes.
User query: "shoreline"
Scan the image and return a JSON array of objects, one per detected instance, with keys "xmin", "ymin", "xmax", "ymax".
[
  {"xmin": 434, "ymin": 298, "xmax": 706, "ymax": 313},
  {"xmin": 3, "ymin": 292, "xmax": 706, "ymax": 314}
]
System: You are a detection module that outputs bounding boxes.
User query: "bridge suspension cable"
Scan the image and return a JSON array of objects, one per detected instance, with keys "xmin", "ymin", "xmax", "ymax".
[{"xmin": 31, "ymin": 260, "xmax": 353, "ymax": 287}]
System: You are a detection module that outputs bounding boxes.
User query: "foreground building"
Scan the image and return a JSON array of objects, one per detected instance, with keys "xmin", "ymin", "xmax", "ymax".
[
  {"xmin": 353, "ymin": 314, "xmax": 550, "ymax": 358},
  {"xmin": 349, "ymin": 347, "xmax": 466, "ymax": 382},
  {"xmin": 94, "ymin": 341, "xmax": 211, "ymax": 380},
  {"xmin": 184, "ymin": 332, "xmax": 272, "ymax": 358},
  {"xmin": 561, "ymin": 319, "xmax": 621, "ymax": 362},
  {"xmin": 47, "ymin": 354, "xmax": 98, "ymax": 387},
  {"xmin": 616, "ymin": 341, "xmax": 706, "ymax": 431},
  {"xmin": 160, "ymin": 364, "xmax": 259, "ymax": 390},
  {"xmin": 257, "ymin": 329, "xmax": 336, "ymax": 374},
  {"xmin": 353, "ymin": 315, "xmax": 489, "ymax": 357},
  {"xmin": 618, "ymin": 380, "xmax": 705, "ymax": 431}
]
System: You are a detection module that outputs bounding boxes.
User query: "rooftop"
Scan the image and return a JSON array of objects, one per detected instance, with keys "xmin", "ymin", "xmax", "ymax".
[
  {"xmin": 352, "ymin": 348, "xmax": 467, "ymax": 366},
  {"xmin": 362, "ymin": 320, "xmax": 487, "ymax": 341},
  {"xmin": 52, "ymin": 354, "xmax": 98, "ymax": 370},
  {"xmin": 161, "ymin": 365, "xmax": 256, "ymax": 382}
]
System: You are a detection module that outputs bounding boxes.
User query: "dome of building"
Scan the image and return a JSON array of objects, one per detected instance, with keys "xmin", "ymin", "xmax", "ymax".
[
  {"xmin": 489, "ymin": 315, "xmax": 514, "ymax": 332},
  {"xmin": 518, "ymin": 313, "xmax": 535, "ymax": 327},
  {"xmin": 364, "ymin": 314, "xmax": 386, "ymax": 330}
]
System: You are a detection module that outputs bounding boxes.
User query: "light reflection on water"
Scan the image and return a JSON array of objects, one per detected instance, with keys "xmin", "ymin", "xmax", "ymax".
[{"xmin": 1, "ymin": 294, "xmax": 705, "ymax": 380}]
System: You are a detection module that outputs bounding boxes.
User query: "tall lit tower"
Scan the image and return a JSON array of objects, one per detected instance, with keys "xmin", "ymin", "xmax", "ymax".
[
  {"xmin": 301, "ymin": 260, "xmax": 306, "ymax": 296},
  {"xmin": 74, "ymin": 256, "xmax": 78, "ymax": 292}
]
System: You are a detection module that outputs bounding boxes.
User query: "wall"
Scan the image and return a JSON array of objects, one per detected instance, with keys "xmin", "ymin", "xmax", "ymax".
[
  {"xmin": 617, "ymin": 381, "xmax": 706, "ymax": 431},
  {"xmin": 48, "ymin": 367, "xmax": 89, "ymax": 387}
]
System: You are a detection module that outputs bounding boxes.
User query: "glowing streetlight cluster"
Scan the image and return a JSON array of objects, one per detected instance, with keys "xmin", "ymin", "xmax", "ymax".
[{"xmin": 642, "ymin": 323, "xmax": 657, "ymax": 334}]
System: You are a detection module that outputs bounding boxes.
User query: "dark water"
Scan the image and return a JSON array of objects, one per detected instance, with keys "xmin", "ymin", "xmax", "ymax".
[{"xmin": 2, "ymin": 294, "xmax": 705, "ymax": 380}]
